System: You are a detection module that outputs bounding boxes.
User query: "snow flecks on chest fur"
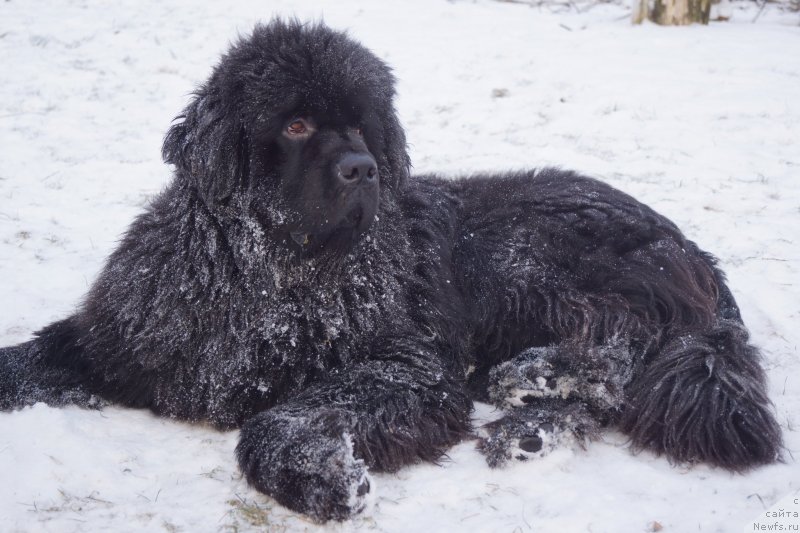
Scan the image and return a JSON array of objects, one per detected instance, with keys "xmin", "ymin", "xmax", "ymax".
[
  {"xmin": 203, "ymin": 205, "xmax": 408, "ymax": 423},
  {"xmin": 79, "ymin": 187, "xmax": 411, "ymax": 428}
]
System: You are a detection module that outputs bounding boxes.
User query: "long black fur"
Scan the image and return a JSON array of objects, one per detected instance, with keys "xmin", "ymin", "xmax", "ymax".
[{"xmin": 0, "ymin": 20, "xmax": 782, "ymax": 522}]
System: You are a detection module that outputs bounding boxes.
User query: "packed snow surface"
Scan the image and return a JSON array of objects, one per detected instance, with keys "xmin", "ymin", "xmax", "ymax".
[{"xmin": 1, "ymin": 0, "xmax": 798, "ymax": 531}]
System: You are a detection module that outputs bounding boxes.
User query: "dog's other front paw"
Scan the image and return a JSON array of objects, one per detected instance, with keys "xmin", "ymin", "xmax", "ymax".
[{"xmin": 236, "ymin": 407, "xmax": 372, "ymax": 522}]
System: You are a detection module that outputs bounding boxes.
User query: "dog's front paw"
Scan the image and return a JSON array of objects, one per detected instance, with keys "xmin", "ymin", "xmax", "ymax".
[{"xmin": 236, "ymin": 407, "xmax": 372, "ymax": 522}]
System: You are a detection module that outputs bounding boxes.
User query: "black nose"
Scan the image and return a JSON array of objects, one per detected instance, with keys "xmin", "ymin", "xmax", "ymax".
[{"xmin": 336, "ymin": 153, "xmax": 377, "ymax": 183}]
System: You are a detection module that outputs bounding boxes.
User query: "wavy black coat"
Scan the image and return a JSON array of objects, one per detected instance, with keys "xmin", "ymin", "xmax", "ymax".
[{"xmin": 0, "ymin": 20, "xmax": 782, "ymax": 522}]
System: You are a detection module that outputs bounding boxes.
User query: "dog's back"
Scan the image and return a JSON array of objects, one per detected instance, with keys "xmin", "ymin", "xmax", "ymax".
[{"xmin": 406, "ymin": 168, "xmax": 782, "ymax": 469}]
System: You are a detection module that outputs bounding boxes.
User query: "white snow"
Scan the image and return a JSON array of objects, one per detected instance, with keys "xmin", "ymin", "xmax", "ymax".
[{"xmin": 1, "ymin": 0, "xmax": 799, "ymax": 531}]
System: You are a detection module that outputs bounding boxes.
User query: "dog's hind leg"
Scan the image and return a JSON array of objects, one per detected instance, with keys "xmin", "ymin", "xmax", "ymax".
[
  {"xmin": 481, "ymin": 312, "xmax": 782, "ymax": 470},
  {"xmin": 478, "ymin": 398, "xmax": 600, "ymax": 467},
  {"xmin": 620, "ymin": 316, "xmax": 782, "ymax": 470},
  {"xmin": 487, "ymin": 341, "xmax": 634, "ymax": 414},
  {"xmin": 0, "ymin": 319, "xmax": 102, "ymax": 411},
  {"xmin": 479, "ymin": 264, "xmax": 782, "ymax": 470},
  {"xmin": 478, "ymin": 341, "xmax": 628, "ymax": 467}
]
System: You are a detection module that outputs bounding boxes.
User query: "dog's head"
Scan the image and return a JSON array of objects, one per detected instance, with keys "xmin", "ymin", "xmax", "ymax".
[{"xmin": 162, "ymin": 20, "xmax": 410, "ymax": 257}]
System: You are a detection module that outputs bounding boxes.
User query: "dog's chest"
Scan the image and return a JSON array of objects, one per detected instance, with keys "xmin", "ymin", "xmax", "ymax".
[{"xmin": 236, "ymin": 255, "xmax": 403, "ymax": 387}]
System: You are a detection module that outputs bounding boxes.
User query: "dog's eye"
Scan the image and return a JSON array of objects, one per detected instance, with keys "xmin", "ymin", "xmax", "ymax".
[
  {"xmin": 355, "ymin": 127, "xmax": 363, "ymax": 136},
  {"xmin": 286, "ymin": 119, "xmax": 309, "ymax": 136}
]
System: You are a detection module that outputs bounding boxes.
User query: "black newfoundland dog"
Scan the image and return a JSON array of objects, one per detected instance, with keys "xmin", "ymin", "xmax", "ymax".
[{"xmin": 0, "ymin": 20, "xmax": 782, "ymax": 522}]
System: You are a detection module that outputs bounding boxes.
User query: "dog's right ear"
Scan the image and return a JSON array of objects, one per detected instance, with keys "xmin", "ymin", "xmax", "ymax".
[{"xmin": 162, "ymin": 87, "xmax": 249, "ymax": 206}]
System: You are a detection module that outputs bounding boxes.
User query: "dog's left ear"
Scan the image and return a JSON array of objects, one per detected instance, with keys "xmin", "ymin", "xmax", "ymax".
[
  {"xmin": 379, "ymin": 105, "xmax": 410, "ymax": 192},
  {"xmin": 162, "ymin": 86, "xmax": 250, "ymax": 205}
]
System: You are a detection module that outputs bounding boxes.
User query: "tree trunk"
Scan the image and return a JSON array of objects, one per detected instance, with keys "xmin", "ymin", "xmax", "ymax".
[{"xmin": 633, "ymin": 0, "xmax": 711, "ymax": 25}]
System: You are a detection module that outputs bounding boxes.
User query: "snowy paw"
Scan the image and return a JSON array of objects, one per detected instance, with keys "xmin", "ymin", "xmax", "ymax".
[
  {"xmin": 477, "ymin": 401, "xmax": 598, "ymax": 468},
  {"xmin": 508, "ymin": 422, "xmax": 573, "ymax": 461},
  {"xmin": 487, "ymin": 344, "xmax": 631, "ymax": 411},
  {"xmin": 478, "ymin": 419, "xmax": 568, "ymax": 467},
  {"xmin": 487, "ymin": 348, "xmax": 573, "ymax": 408},
  {"xmin": 236, "ymin": 407, "xmax": 373, "ymax": 522}
]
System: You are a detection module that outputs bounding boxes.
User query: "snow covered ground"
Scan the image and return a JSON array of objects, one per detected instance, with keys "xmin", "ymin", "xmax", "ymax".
[{"xmin": 1, "ymin": 0, "xmax": 798, "ymax": 531}]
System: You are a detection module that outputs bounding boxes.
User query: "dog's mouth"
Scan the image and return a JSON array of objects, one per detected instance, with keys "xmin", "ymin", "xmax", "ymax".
[
  {"xmin": 290, "ymin": 231, "xmax": 312, "ymax": 246},
  {"xmin": 289, "ymin": 206, "xmax": 368, "ymax": 255}
]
